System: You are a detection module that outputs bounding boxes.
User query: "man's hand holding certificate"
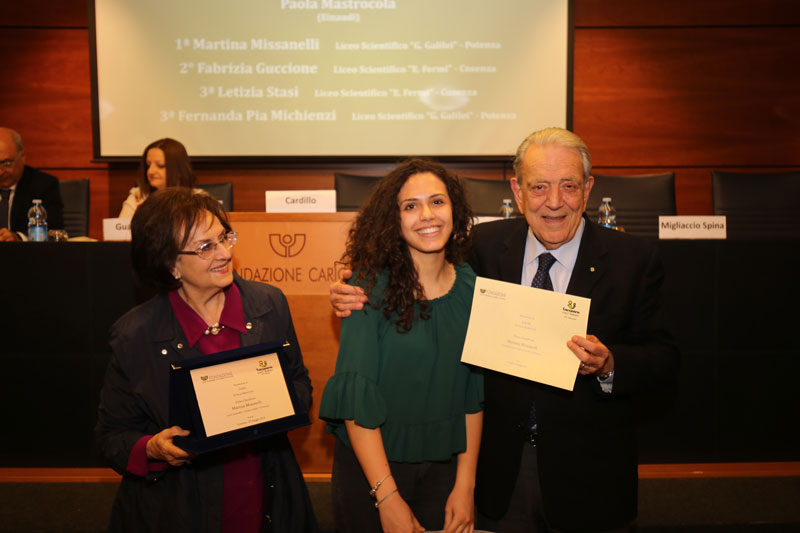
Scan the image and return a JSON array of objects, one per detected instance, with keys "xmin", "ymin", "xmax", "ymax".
[{"xmin": 461, "ymin": 276, "xmax": 590, "ymax": 391}]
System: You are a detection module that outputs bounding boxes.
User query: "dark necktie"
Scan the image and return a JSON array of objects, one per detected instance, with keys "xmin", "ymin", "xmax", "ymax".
[
  {"xmin": 529, "ymin": 252, "xmax": 556, "ymax": 436},
  {"xmin": 0, "ymin": 188, "xmax": 11, "ymax": 229},
  {"xmin": 532, "ymin": 252, "xmax": 556, "ymax": 291}
]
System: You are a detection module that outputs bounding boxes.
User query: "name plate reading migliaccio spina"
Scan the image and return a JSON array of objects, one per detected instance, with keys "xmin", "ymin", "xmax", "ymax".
[{"xmin": 658, "ymin": 216, "xmax": 727, "ymax": 239}]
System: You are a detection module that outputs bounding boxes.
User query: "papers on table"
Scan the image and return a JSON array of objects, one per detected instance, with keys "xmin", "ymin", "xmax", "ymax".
[{"xmin": 461, "ymin": 276, "xmax": 590, "ymax": 391}]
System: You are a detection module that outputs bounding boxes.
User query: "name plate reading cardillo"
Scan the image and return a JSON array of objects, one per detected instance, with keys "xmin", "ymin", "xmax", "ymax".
[
  {"xmin": 461, "ymin": 276, "xmax": 590, "ymax": 391},
  {"xmin": 102, "ymin": 218, "xmax": 131, "ymax": 241},
  {"xmin": 169, "ymin": 341, "xmax": 310, "ymax": 454},
  {"xmin": 659, "ymin": 216, "xmax": 726, "ymax": 239},
  {"xmin": 265, "ymin": 190, "xmax": 336, "ymax": 213}
]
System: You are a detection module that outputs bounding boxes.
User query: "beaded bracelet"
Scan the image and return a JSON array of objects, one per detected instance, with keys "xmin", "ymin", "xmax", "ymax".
[
  {"xmin": 374, "ymin": 488, "xmax": 399, "ymax": 509},
  {"xmin": 369, "ymin": 473, "xmax": 392, "ymax": 499}
]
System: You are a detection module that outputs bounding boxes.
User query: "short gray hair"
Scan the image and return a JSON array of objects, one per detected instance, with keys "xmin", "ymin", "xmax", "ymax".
[
  {"xmin": 0, "ymin": 127, "xmax": 24, "ymax": 154},
  {"xmin": 513, "ymin": 127, "xmax": 591, "ymax": 183}
]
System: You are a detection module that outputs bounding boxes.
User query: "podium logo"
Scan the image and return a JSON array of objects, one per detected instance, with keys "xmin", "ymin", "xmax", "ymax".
[{"xmin": 269, "ymin": 233, "xmax": 306, "ymax": 257}]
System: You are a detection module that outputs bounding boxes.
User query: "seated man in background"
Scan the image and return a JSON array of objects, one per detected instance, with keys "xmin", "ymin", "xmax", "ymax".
[{"xmin": 0, "ymin": 127, "xmax": 64, "ymax": 241}]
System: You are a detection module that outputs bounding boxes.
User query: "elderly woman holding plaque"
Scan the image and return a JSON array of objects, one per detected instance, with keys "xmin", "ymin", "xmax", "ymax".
[{"xmin": 95, "ymin": 188, "xmax": 318, "ymax": 532}]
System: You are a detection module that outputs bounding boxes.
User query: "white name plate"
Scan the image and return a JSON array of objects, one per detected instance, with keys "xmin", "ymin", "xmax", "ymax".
[
  {"xmin": 659, "ymin": 216, "xmax": 727, "ymax": 239},
  {"xmin": 103, "ymin": 217, "xmax": 132, "ymax": 241},
  {"xmin": 265, "ymin": 190, "xmax": 336, "ymax": 213}
]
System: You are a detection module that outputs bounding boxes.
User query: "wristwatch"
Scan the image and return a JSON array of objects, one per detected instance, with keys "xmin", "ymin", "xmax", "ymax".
[{"xmin": 598, "ymin": 369, "xmax": 614, "ymax": 380}]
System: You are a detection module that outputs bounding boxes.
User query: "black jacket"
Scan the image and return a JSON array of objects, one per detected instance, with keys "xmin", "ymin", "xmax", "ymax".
[
  {"xmin": 95, "ymin": 275, "xmax": 318, "ymax": 532},
  {"xmin": 472, "ymin": 217, "xmax": 679, "ymax": 532},
  {"xmin": 9, "ymin": 165, "xmax": 64, "ymax": 232}
]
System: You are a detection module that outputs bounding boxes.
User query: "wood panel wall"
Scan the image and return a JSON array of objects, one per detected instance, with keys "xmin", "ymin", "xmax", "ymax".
[
  {"xmin": 3, "ymin": 0, "xmax": 798, "ymax": 237},
  {"xmin": 573, "ymin": 0, "xmax": 800, "ymax": 215}
]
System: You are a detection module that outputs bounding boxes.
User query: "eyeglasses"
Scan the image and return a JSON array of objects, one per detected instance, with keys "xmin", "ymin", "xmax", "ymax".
[
  {"xmin": 0, "ymin": 152, "xmax": 22, "ymax": 170},
  {"xmin": 178, "ymin": 231, "xmax": 237, "ymax": 259}
]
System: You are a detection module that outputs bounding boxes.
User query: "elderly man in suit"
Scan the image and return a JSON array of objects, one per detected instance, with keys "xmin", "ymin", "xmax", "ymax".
[
  {"xmin": 470, "ymin": 127, "xmax": 678, "ymax": 532},
  {"xmin": 0, "ymin": 127, "xmax": 64, "ymax": 241},
  {"xmin": 331, "ymin": 127, "xmax": 679, "ymax": 532}
]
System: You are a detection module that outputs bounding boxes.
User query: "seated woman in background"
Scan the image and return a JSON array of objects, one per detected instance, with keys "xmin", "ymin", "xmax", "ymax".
[
  {"xmin": 118, "ymin": 138, "xmax": 197, "ymax": 218},
  {"xmin": 96, "ymin": 188, "xmax": 318, "ymax": 532},
  {"xmin": 319, "ymin": 159, "xmax": 483, "ymax": 533}
]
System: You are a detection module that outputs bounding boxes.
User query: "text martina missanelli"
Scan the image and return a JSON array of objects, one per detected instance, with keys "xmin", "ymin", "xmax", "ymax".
[{"xmin": 661, "ymin": 220, "xmax": 725, "ymax": 231}]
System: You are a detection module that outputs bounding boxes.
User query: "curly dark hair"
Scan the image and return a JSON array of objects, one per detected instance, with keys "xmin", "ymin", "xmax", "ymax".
[
  {"xmin": 131, "ymin": 187, "xmax": 231, "ymax": 293},
  {"xmin": 138, "ymin": 138, "xmax": 198, "ymax": 196},
  {"xmin": 345, "ymin": 158, "xmax": 473, "ymax": 331}
]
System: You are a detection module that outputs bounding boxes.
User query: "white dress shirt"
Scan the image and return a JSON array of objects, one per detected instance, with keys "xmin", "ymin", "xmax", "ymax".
[{"xmin": 519, "ymin": 218, "xmax": 613, "ymax": 392}]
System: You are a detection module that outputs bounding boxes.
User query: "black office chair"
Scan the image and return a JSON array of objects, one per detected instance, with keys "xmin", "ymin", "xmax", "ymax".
[
  {"xmin": 712, "ymin": 170, "xmax": 800, "ymax": 240},
  {"xmin": 334, "ymin": 173, "xmax": 381, "ymax": 211},
  {"xmin": 59, "ymin": 178, "xmax": 90, "ymax": 237},
  {"xmin": 462, "ymin": 177, "xmax": 515, "ymax": 217},
  {"xmin": 196, "ymin": 182, "xmax": 233, "ymax": 211},
  {"xmin": 587, "ymin": 173, "xmax": 676, "ymax": 238}
]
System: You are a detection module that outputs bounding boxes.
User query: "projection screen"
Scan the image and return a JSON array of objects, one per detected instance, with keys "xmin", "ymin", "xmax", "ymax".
[{"xmin": 91, "ymin": 0, "xmax": 571, "ymax": 158}]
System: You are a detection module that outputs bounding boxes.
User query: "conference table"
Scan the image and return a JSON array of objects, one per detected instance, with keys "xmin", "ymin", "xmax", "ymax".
[{"xmin": 1, "ymin": 213, "xmax": 798, "ymax": 472}]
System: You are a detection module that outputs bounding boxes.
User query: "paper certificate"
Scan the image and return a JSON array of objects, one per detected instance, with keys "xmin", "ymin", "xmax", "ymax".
[
  {"xmin": 461, "ymin": 276, "xmax": 591, "ymax": 391},
  {"xmin": 189, "ymin": 352, "xmax": 295, "ymax": 437}
]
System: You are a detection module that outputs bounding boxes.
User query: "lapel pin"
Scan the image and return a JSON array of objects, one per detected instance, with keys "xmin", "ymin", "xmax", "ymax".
[{"xmin": 590, "ymin": 267, "xmax": 596, "ymax": 273}]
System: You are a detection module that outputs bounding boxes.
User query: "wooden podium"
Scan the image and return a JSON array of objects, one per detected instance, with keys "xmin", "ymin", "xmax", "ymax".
[{"xmin": 228, "ymin": 212, "xmax": 355, "ymax": 474}]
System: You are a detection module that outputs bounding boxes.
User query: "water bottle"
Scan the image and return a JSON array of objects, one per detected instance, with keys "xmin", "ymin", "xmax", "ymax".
[
  {"xmin": 27, "ymin": 199, "xmax": 48, "ymax": 242},
  {"xmin": 499, "ymin": 198, "xmax": 515, "ymax": 219},
  {"xmin": 597, "ymin": 197, "xmax": 617, "ymax": 229}
]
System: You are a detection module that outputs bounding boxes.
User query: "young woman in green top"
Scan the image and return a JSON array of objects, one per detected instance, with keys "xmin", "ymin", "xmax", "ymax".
[{"xmin": 319, "ymin": 159, "xmax": 483, "ymax": 533}]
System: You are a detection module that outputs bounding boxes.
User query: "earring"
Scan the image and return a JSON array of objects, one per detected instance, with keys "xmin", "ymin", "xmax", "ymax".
[{"xmin": 174, "ymin": 274, "xmax": 181, "ymax": 280}]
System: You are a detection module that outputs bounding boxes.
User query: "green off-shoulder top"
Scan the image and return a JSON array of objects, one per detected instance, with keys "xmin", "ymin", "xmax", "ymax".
[{"xmin": 319, "ymin": 263, "xmax": 483, "ymax": 463}]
